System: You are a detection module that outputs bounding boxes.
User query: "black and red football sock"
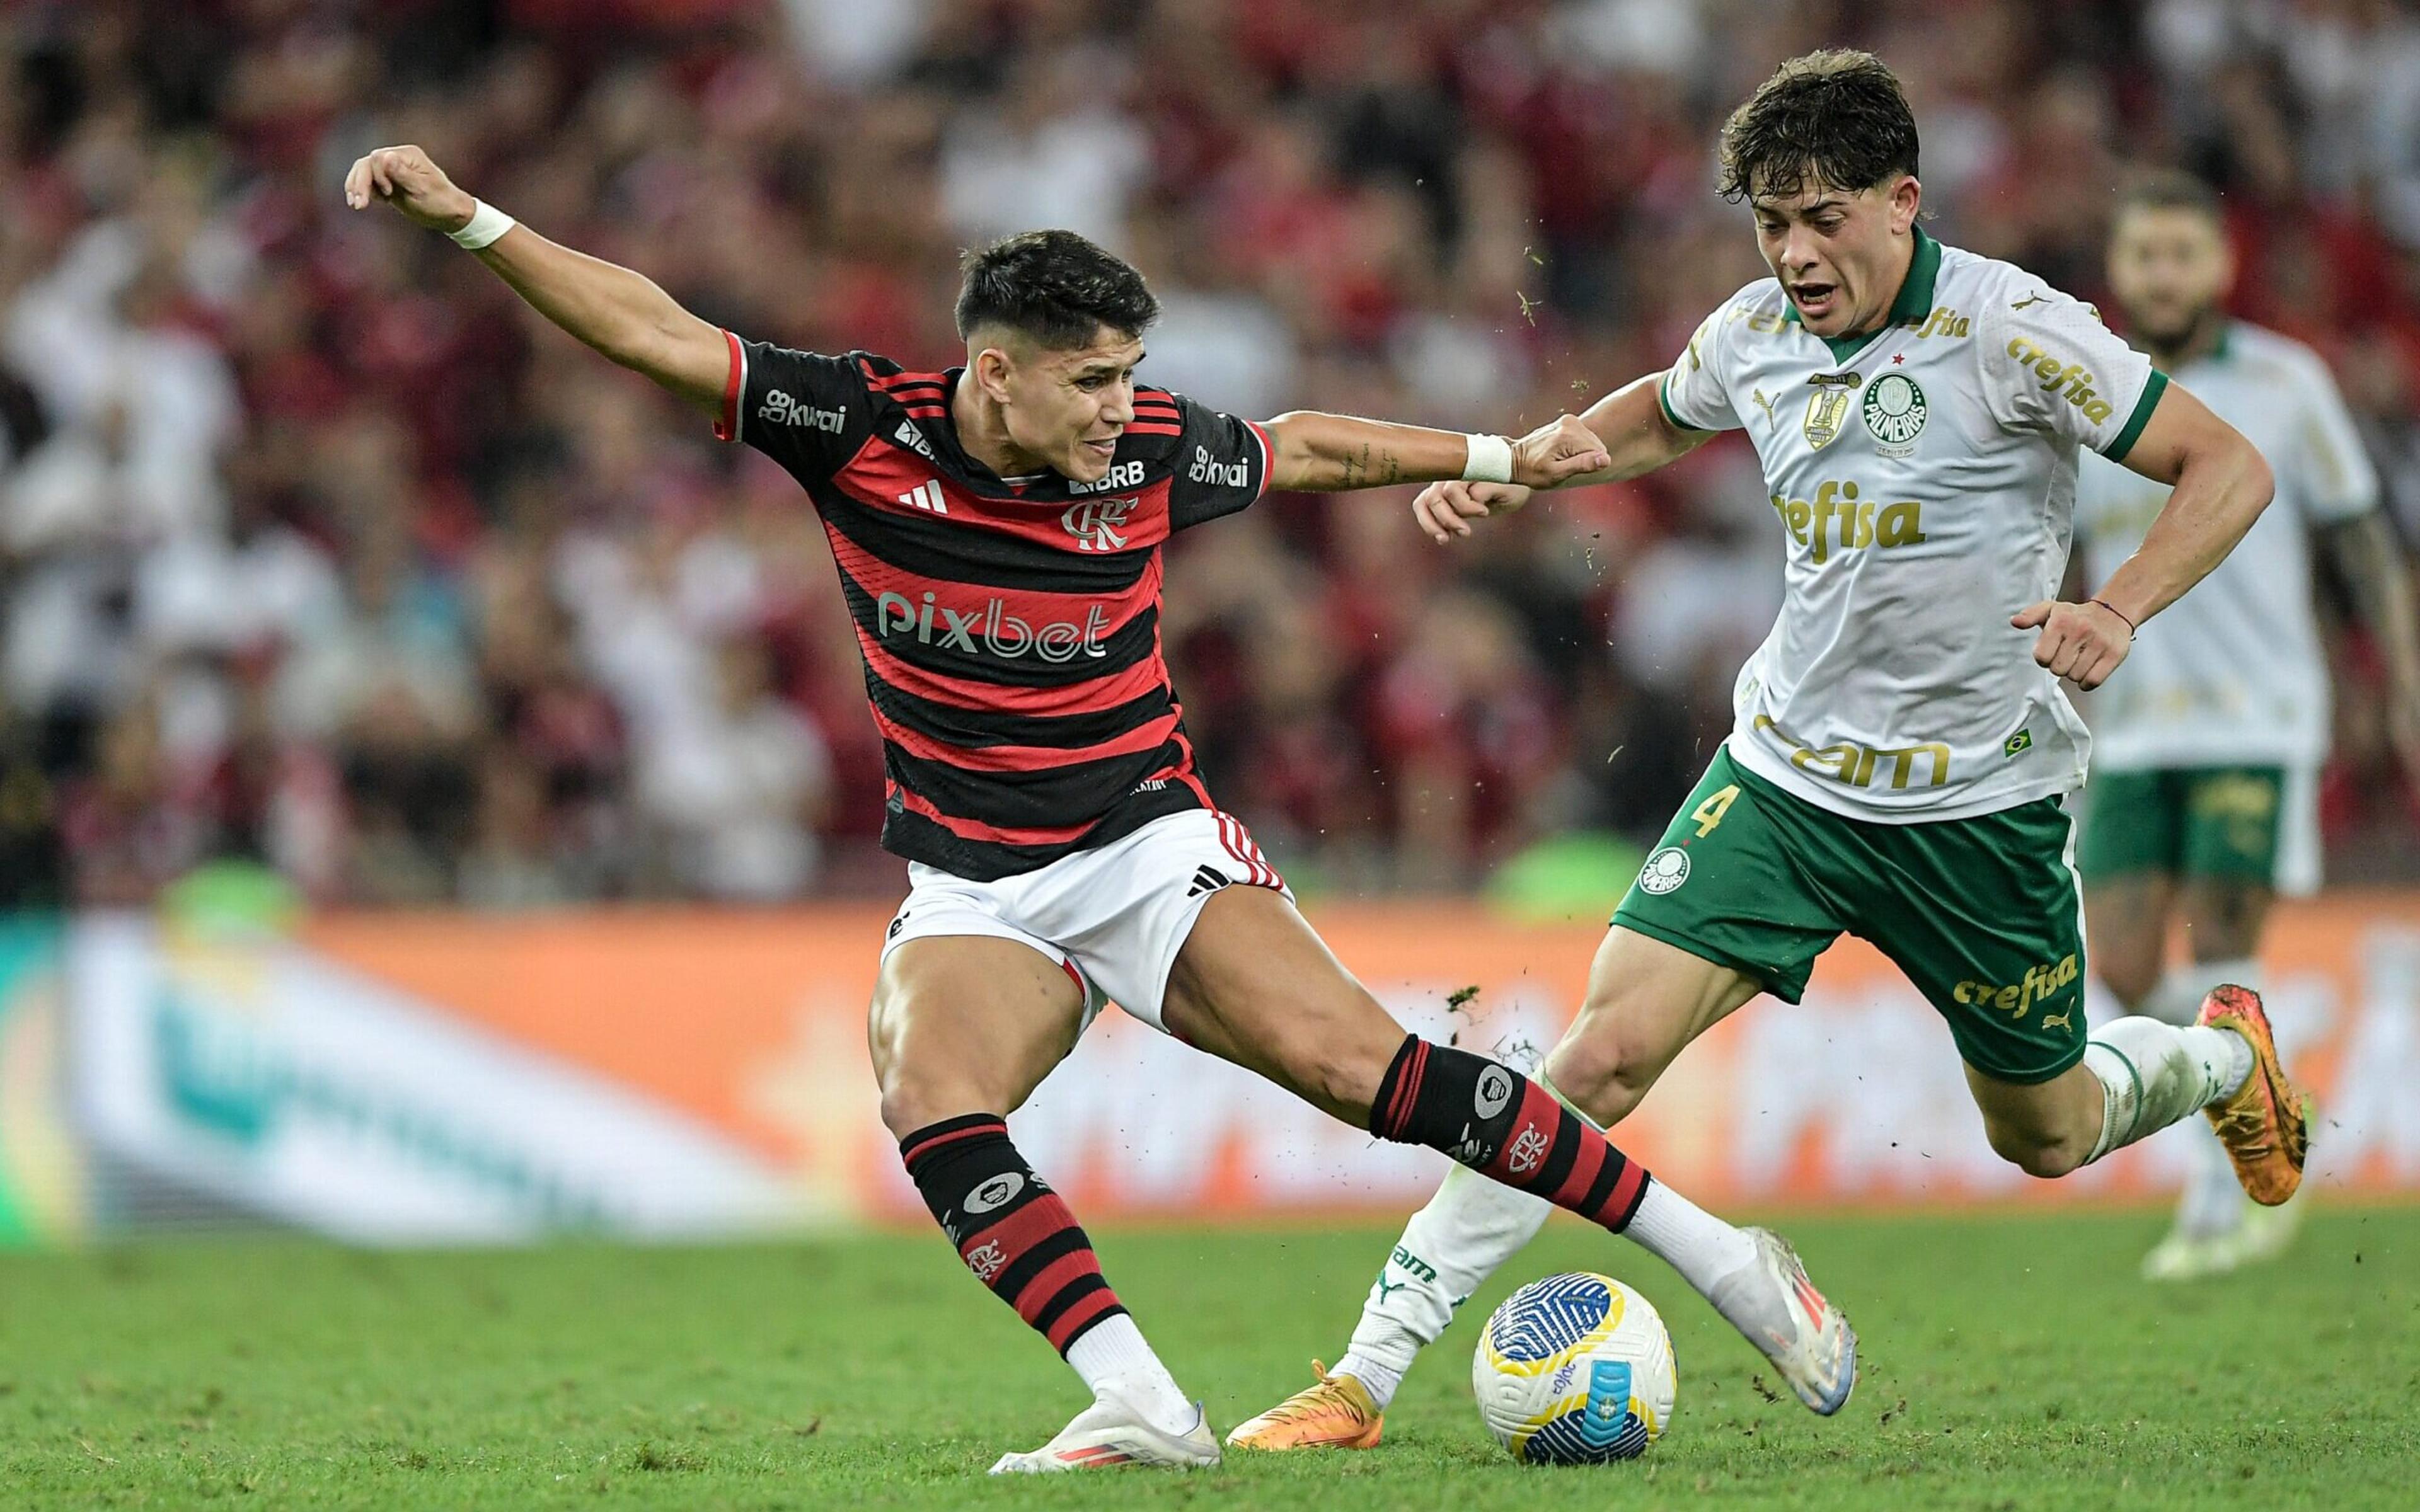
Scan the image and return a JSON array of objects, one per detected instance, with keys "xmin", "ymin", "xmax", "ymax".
[
  {"xmin": 899, "ymin": 1114, "xmax": 1126, "ymax": 1355},
  {"xmin": 1368, "ymin": 1035, "xmax": 1653, "ymax": 1232}
]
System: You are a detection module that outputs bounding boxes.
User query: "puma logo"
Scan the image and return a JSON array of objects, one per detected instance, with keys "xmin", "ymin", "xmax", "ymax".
[
  {"xmin": 1751, "ymin": 388, "xmax": 1778, "ymax": 425},
  {"xmin": 2010, "ymin": 292, "xmax": 2049, "ymax": 311},
  {"xmin": 2041, "ymin": 1011, "xmax": 2073, "ymax": 1031},
  {"xmin": 1374, "ymin": 1276, "xmax": 1408, "ymax": 1303}
]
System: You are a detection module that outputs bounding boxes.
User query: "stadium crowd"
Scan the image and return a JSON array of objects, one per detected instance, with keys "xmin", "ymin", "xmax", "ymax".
[{"xmin": 1, "ymin": 0, "xmax": 2416, "ymax": 906}]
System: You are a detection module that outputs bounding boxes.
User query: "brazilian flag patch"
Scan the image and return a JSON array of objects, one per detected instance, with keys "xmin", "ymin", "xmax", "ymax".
[{"xmin": 2004, "ymin": 729, "xmax": 2033, "ymax": 758}]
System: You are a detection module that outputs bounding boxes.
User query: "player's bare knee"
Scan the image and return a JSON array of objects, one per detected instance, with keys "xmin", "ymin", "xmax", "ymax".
[
  {"xmin": 1985, "ymin": 1121, "xmax": 2090, "ymax": 1179},
  {"xmin": 2181, "ymin": 883, "xmax": 2266, "ymax": 962},
  {"xmin": 877, "ymin": 1061, "xmax": 1001, "ymax": 1141},
  {"xmin": 2095, "ymin": 953, "xmax": 2162, "ymax": 1014},
  {"xmin": 1540, "ymin": 1030, "xmax": 1654, "ymax": 1129}
]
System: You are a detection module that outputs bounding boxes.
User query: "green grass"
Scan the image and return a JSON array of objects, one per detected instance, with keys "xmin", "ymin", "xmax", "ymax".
[{"xmin": 1, "ymin": 1208, "xmax": 2414, "ymax": 1509}]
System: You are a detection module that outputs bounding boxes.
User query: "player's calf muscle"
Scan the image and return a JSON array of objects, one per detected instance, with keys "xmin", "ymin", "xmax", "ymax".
[{"xmin": 1543, "ymin": 932, "xmax": 1761, "ymax": 1126}]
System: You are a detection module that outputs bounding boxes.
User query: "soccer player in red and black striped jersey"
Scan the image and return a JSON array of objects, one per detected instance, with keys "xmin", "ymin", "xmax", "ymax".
[{"xmin": 348, "ymin": 144, "xmax": 1828, "ymax": 1474}]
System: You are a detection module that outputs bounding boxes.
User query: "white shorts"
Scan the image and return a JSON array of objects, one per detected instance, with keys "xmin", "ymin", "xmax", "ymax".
[{"xmin": 880, "ymin": 808, "xmax": 1291, "ymax": 1033}]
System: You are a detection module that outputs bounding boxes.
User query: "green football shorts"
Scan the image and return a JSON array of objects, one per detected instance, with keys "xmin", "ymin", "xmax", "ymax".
[
  {"xmin": 1612, "ymin": 746, "xmax": 2087, "ymax": 1085},
  {"xmin": 2075, "ymin": 765, "xmax": 2284, "ymax": 886}
]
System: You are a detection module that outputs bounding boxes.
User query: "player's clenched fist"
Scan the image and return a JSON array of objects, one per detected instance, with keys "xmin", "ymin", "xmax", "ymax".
[
  {"xmin": 2012, "ymin": 598, "xmax": 2133, "ymax": 690},
  {"xmin": 343, "ymin": 146, "xmax": 475, "ymax": 232},
  {"xmin": 1413, "ymin": 481, "xmax": 1531, "ymax": 544},
  {"xmin": 1509, "ymin": 413, "xmax": 1612, "ymax": 489}
]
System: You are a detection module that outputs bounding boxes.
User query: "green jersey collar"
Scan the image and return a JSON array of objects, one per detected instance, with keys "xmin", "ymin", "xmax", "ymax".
[{"xmin": 1783, "ymin": 225, "xmax": 1943, "ymax": 363}]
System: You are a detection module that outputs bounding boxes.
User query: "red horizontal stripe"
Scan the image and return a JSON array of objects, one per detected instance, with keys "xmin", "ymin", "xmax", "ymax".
[
  {"xmin": 960, "ymin": 1194, "xmax": 1063, "ymax": 1270},
  {"xmin": 1044, "ymin": 1290, "xmax": 1124, "ymax": 1353},
  {"xmin": 854, "ymin": 624, "xmax": 1168, "ymax": 717},
  {"xmin": 1604, "ymin": 1155, "xmax": 1648, "ymax": 1227},
  {"xmin": 870, "ymin": 699, "xmax": 1180, "ymax": 773},
  {"xmin": 1557, "ymin": 1123, "xmax": 1607, "ymax": 1203},
  {"xmin": 894, "ymin": 782, "xmax": 1098, "ymax": 846},
  {"xmin": 1010, "ymin": 1251, "xmax": 1102, "ymax": 1325},
  {"xmin": 829, "ymin": 531, "xmax": 1158, "ymax": 614},
  {"xmin": 874, "ymin": 370, "xmax": 950, "ymax": 390},
  {"xmin": 1122, "ymin": 423, "xmax": 1181, "ymax": 436},
  {"xmin": 901, "ymin": 1118, "xmax": 1006, "ymax": 1166},
  {"xmin": 901, "ymin": 404, "xmax": 945, "ymax": 418}
]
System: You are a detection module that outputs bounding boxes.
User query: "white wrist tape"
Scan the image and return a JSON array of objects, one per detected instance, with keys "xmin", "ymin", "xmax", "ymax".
[
  {"xmin": 447, "ymin": 199, "xmax": 517, "ymax": 251},
  {"xmin": 1461, "ymin": 433, "xmax": 1514, "ymax": 484}
]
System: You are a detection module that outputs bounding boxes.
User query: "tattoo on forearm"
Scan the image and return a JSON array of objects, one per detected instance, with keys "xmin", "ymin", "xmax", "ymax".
[
  {"xmin": 1340, "ymin": 444, "xmax": 1369, "ymax": 490},
  {"xmin": 1378, "ymin": 451, "xmax": 1402, "ymax": 485}
]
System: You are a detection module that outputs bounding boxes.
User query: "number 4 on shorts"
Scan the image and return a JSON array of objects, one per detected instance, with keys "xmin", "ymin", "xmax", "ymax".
[{"xmin": 1691, "ymin": 784, "xmax": 1740, "ymax": 837}]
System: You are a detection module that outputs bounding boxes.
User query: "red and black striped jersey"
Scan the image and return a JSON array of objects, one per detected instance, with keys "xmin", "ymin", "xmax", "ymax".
[{"xmin": 712, "ymin": 331, "xmax": 1272, "ymax": 881}]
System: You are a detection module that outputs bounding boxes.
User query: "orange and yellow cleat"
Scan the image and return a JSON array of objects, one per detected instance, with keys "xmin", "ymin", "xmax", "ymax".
[
  {"xmin": 1224, "ymin": 1362, "xmax": 1383, "ymax": 1452},
  {"xmin": 2196, "ymin": 984, "xmax": 2310, "ymax": 1208}
]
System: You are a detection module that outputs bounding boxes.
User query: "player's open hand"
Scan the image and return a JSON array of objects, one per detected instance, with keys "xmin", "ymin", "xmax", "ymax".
[
  {"xmin": 1509, "ymin": 414, "xmax": 1612, "ymax": 490},
  {"xmin": 343, "ymin": 146, "xmax": 476, "ymax": 233},
  {"xmin": 1414, "ymin": 481, "xmax": 1532, "ymax": 543},
  {"xmin": 2013, "ymin": 599, "xmax": 2131, "ymax": 690}
]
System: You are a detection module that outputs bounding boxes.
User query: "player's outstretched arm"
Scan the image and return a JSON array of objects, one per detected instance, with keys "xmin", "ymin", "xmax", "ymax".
[
  {"xmin": 1259, "ymin": 411, "xmax": 1609, "ymax": 495},
  {"xmin": 342, "ymin": 146, "xmax": 729, "ymax": 415},
  {"xmin": 1411, "ymin": 370, "xmax": 1714, "ymax": 543},
  {"xmin": 2013, "ymin": 383, "xmax": 2273, "ymax": 690}
]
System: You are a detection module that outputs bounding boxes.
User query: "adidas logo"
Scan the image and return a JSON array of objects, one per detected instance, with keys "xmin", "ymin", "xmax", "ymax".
[
  {"xmin": 898, "ymin": 478, "xmax": 947, "ymax": 515},
  {"xmin": 1185, "ymin": 866, "xmax": 1231, "ymax": 898}
]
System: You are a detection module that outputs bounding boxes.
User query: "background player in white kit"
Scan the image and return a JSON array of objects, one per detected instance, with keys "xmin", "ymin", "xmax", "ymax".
[
  {"xmin": 2074, "ymin": 172, "xmax": 2420, "ymax": 1281},
  {"xmin": 1231, "ymin": 50, "xmax": 2302, "ymax": 1452}
]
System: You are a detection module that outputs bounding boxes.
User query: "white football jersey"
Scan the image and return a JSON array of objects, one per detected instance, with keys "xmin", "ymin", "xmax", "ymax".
[
  {"xmin": 2075, "ymin": 322, "xmax": 2378, "ymax": 770},
  {"xmin": 1660, "ymin": 229, "xmax": 2164, "ymax": 822}
]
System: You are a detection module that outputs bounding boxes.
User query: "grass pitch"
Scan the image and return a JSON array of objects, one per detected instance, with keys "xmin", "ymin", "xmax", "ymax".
[{"xmin": 0, "ymin": 1208, "xmax": 2413, "ymax": 1509}]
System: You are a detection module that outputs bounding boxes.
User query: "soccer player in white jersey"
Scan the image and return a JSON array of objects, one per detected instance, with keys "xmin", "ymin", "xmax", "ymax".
[
  {"xmin": 2073, "ymin": 171, "xmax": 2420, "ymax": 1281},
  {"xmin": 1230, "ymin": 50, "xmax": 2300, "ymax": 1450}
]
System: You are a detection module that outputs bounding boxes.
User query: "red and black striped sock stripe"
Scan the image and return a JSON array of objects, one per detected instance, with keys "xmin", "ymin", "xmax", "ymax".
[
  {"xmin": 1368, "ymin": 1036, "xmax": 1652, "ymax": 1232},
  {"xmin": 899, "ymin": 1114, "xmax": 1127, "ymax": 1354}
]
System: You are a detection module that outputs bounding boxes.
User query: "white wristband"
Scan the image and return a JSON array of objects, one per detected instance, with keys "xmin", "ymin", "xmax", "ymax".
[
  {"xmin": 1461, "ymin": 433, "xmax": 1514, "ymax": 484},
  {"xmin": 447, "ymin": 199, "xmax": 516, "ymax": 251}
]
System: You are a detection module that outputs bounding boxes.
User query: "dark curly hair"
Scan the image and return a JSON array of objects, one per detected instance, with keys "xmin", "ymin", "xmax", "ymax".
[
  {"xmin": 954, "ymin": 229, "xmax": 1159, "ymax": 349},
  {"xmin": 1718, "ymin": 50, "xmax": 1920, "ymax": 203}
]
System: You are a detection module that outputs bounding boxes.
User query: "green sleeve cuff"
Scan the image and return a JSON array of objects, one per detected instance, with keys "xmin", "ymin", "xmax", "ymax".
[
  {"xmin": 2103, "ymin": 368, "xmax": 2168, "ymax": 464},
  {"xmin": 1657, "ymin": 374, "xmax": 1709, "ymax": 434}
]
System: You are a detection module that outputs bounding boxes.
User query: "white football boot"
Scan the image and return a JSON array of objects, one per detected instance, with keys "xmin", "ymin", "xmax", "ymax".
[
  {"xmin": 1705, "ymin": 1226, "xmax": 1858, "ymax": 1415},
  {"xmin": 988, "ymin": 1390, "xmax": 1221, "ymax": 1474}
]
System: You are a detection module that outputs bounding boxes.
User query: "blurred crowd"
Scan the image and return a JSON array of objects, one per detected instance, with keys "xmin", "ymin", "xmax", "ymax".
[{"xmin": 1, "ymin": 0, "xmax": 2416, "ymax": 907}]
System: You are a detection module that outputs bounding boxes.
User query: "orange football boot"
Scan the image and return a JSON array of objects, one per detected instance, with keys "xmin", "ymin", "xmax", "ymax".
[
  {"xmin": 2196, "ymin": 984, "xmax": 2310, "ymax": 1207},
  {"xmin": 1224, "ymin": 1362, "xmax": 1383, "ymax": 1451}
]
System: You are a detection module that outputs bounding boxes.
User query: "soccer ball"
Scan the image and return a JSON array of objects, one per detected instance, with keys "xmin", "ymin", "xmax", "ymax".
[{"xmin": 1472, "ymin": 1272, "xmax": 1676, "ymax": 1463}]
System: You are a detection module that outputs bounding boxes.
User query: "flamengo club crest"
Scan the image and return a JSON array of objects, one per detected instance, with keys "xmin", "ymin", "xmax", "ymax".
[
  {"xmin": 1863, "ymin": 372, "xmax": 1927, "ymax": 455},
  {"xmin": 1062, "ymin": 495, "xmax": 1138, "ymax": 553}
]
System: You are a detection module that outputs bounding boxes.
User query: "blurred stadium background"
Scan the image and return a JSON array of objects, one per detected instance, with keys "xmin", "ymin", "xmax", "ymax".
[{"xmin": 0, "ymin": 0, "xmax": 2416, "ymax": 1252}]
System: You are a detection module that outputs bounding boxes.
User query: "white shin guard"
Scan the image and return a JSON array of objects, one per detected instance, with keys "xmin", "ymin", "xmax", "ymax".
[{"xmin": 2083, "ymin": 1016, "xmax": 2252, "ymax": 1165}]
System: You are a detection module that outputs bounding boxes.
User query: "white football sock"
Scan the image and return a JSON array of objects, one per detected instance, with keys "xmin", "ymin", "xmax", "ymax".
[
  {"xmin": 2082, "ymin": 1016, "xmax": 2255, "ymax": 1165},
  {"xmin": 1337, "ymin": 1045, "xmax": 1553, "ymax": 1408},
  {"xmin": 2175, "ymin": 1113, "xmax": 2252, "ymax": 1237},
  {"xmin": 1064, "ymin": 1315, "xmax": 1197, "ymax": 1435},
  {"xmin": 1334, "ymin": 1068, "xmax": 1758, "ymax": 1410}
]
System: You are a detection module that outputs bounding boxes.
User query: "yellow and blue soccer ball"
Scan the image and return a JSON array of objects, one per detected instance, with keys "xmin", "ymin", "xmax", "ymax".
[{"xmin": 1472, "ymin": 1272, "xmax": 1676, "ymax": 1463}]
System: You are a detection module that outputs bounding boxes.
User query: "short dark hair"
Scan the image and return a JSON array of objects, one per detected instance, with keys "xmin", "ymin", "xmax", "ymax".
[
  {"xmin": 1718, "ymin": 49, "xmax": 1920, "ymax": 203},
  {"xmin": 2112, "ymin": 168, "xmax": 2223, "ymax": 226},
  {"xmin": 954, "ymin": 229, "xmax": 1159, "ymax": 348}
]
